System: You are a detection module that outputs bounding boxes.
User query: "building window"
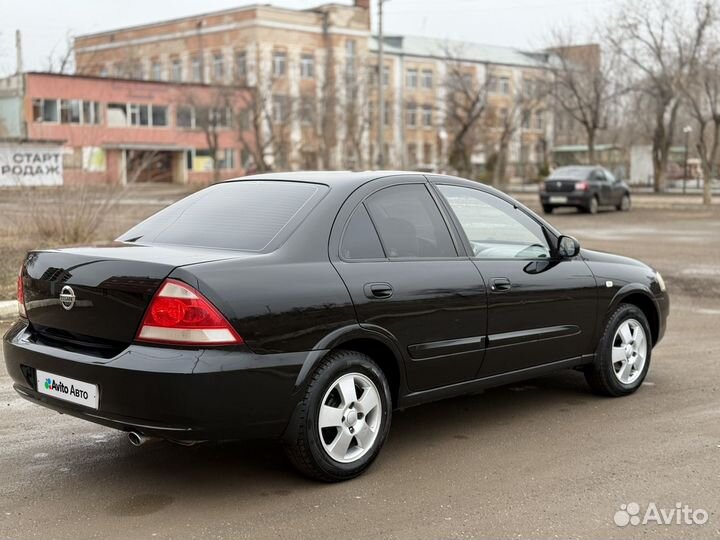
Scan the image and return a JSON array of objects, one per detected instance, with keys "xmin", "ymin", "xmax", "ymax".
[
  {"xmin": 521, "ymin": 109, "xmax": 531, "ymax": 129},
  {"xmin": 300, "ymin": 96, "xmax": 315, "ymax": 125},
  {"xmin": 82, "ymin": 101, "xmax": 101, "ymax": 125},
  {"xmin": 523, "ymin": 78, "xmax": 534, "ymax": 96},
  {"xmin": 129, "ymin": 104, "xmax": 150, "ymax": 126},
  {"xmin": 217, "ymin": 149, "xmax": 235, "ymax": 170},
  {"xmin": 500, "ymin": 76, "xmax": 510, "ymax": 95},
  {"xmin": 107, "ymin": 103, "xmax": 128, "ymax": 126},
  {"xmin": 99, "ymin": 66, "xmax": 109, "ymax": 78},
  {"xmin": 535, "ymin": 110, "xmax": 544, "ymax": 130},
  {"xmin": 171, "ymin": 58, "xmax": 182, "ymax": 82},
  {"xmin": 300, "ymin": 53, "xmax": 315, "ymax": 79},
  {"xmin": 272, "ymin": 95, "xmax": 288, "ymax": 123},
  {"xmin": 407, "ymin": 143, "xmax": 417, "ymax": 166},
  {"xmin": 423, "ymin": 143, "xmax": 433, "ymax": 164},
  {"xmin": 383, "ymin": 100, "xmax": 391, "ymax": 126},
  {"xmin": 191, "ymin": 56, "xmax": 203, "ymax": 82},
  {"xmin": 130, "ymin": 62, "xmax": 144, "ymax": 80},
  {"xmin": 346, "ymin": 39, "xmax": 356, "ymax": 77},
  {"xmin": 406, "ymin": 68, "xmax": 418, "ymax": 88},
  {"xmin": 422, "ymin": 105, "xmax": 432, "ymax": 127},
  {"xmin": 60, "ymin": 100, "xmax": 82, "ymax": 124},
  {"xmin": 152, "ymin": 106, "xmax": 168, "ymax": 127},
  {"xmin": 32, "ymin": 99, "xmax": 59, "ymax": 123},
  {"xmin": 213, "ymin": 52, "xmax": 224, "ymax": 81},
  {"xmin": 406, "ymin": 103, "xmax": 417, "ymax": 127},
  {"xmin": 151, "ymin": 60, "xmax": 163, "ymax": 81},
  {"xmin": 235, "ymin": 51, "xmax": 246, "ymax": 78},
  {"xmin": 421, "ymin": 69, "xmax": 433, "ymax": 89},
  {"xmin": 177, "ymin": 106, "xmax": 194, "ymax": 128},
  {"xmin": 382, "ymin": 65, "xmax": 390, "ymax": 86},
  {"xmin": 487, "ymin": 75, "xmax": 498, "ymax": 93},
  {"xmin": 272, "ymin": 51, "xmax": 287, "ymax": 77}
]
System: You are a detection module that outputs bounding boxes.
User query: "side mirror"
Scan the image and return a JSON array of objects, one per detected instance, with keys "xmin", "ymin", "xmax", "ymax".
[{"xmin": 557, "ymin": 235, "xmax": 580, "ymax": 258}]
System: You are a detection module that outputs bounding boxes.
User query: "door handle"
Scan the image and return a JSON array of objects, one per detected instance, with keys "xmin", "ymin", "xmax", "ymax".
[
  {"xmin": 364, "ymin": 282, "xmax": 393, "ymax": 299},
  {"xmin": 490, "ymin": 278, "xmax": 512, "ymax": 292}
]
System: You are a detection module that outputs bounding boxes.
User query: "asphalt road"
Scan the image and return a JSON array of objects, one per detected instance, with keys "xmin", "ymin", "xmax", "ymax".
[{"xmin": 1, "ymin": 205, "xmax": 719, "ymax": 540}]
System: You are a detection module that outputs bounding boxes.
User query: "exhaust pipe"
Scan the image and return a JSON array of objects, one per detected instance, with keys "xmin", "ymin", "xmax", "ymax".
[{"xmin": 128, "ymin": 431, "xmax": 153, "ymax": 447}]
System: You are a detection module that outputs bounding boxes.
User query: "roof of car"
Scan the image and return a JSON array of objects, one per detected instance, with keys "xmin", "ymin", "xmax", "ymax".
[{"xmin": 226, "ymin": 170, "xmax": 427, "ymax": 186}]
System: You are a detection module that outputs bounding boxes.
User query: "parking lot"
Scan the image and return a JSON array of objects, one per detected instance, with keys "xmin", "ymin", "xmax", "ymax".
[{"xmin": 1, "ymin": 202, "xmax": 719, "ymax": 540}]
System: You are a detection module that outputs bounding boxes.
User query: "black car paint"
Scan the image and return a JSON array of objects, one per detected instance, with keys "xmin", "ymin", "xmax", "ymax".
[
  {"xmin": 540, "ymin": 166, "xmax": 630, "ymax": 210},
  {"xmin": 3, "ymin": 171, "xmax": 668, "ymax": 442}
]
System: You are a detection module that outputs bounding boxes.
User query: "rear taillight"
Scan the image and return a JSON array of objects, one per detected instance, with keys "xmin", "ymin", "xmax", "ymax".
[
  {"xmin": 575, "ymin": 181, "xmax": 589, "ymax": 191},
  {"xmin": 136, "ymin": 279, "xmax": 242, "ymax": 346},
  {"xmin": 17, "ymin": 267, "xmax": 27, "ymax": 319}
]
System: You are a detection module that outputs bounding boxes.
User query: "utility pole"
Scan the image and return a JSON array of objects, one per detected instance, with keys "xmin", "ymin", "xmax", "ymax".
[{"xmin": 376, "ymin": 0, "xmax": 387, "ymax": 168}]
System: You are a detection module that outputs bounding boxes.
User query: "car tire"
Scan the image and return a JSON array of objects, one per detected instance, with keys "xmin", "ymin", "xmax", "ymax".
[
  {"xmin": 585, "ymin": 304, "xmax": 652, "ymax": 397},
  {"xmin": 584, "ymin": 196, "xmax": 599, "ymax": 215},
  {"xmin": 283, "ymin": 350, "xmax": 392, "ymax": 482},
  {"xmin": 616, "ymin": 193, "xmax": 631, "ymax": 211},
  {"xmin": 542, "ymin": 204, "xmax": 554, "ymax": 214}
]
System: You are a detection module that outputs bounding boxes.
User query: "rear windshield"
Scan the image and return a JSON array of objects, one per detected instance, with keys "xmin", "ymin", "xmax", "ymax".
[
  {"xmin": 548, "ymin": 167, "xmax": 591, "ymax": 181},
  {"xmin": 118, "ymin": 180, "xmax": 325, "ymax": 251}
]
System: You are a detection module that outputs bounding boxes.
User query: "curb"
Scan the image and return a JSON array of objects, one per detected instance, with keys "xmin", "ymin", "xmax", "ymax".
[{"xmin": 0, "ymin": 300, "xmax": 18, "ymax": 320}]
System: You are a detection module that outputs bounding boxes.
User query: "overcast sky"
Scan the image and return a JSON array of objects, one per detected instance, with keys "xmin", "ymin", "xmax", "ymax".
[{"xmin": 0, "ymin": 0, "xmax": 621, "ymax": 76}]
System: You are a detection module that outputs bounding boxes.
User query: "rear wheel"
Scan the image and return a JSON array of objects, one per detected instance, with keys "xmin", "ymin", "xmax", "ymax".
[
  {"xmin": 585, "ymin": 304, "xmax": 652, "ymax": 396},
  {"xmin": 584, "ymin": 196, "xmax": 599, "ymax": 214},
  {"xmin": 617, "ymin": 193, "xmax": 631, "ymax": 211},
  {"xmin": 542, "ymin": 204, "xmax": 554, "ymax": 214},
  {"xmin": 283, "ymin": 350, "xmax": 392, "ymax": 482}
]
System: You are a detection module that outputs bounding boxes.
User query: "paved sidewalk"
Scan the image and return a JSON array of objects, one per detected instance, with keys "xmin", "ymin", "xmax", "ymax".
[{"xmin": 0, "ymin": 300, "xmax": 18, "ymax": 320}]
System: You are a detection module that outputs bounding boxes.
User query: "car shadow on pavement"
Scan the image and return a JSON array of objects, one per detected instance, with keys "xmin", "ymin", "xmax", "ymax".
[{"xmin": 43, "ymin": 367, "xmax": 601, "ymax": 515}]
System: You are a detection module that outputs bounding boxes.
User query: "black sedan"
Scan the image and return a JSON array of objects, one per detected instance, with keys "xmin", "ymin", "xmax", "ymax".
[
  {"xmin": 540, "ymin": 165, "xmax": 632, "ymax": 214},
  {"xmin": 4, "ymin": 171, "xmax": 668, "ymax": 481}
]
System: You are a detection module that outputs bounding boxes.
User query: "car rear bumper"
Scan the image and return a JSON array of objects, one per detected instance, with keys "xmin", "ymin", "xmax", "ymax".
[
  {"xmin": 3, "ymin": 321, "xmax": 313, "ymax": 441},
  {"xmin": 540, "ymin": 191, "xmax": 592, "ymax": 207}
]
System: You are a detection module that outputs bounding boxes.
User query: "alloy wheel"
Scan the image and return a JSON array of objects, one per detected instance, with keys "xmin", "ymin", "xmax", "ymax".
[
  {"xmin": 612, "ymin": 319, "xmax": 647, "ymax": 385},
  {"xmin": 318, "ymin": 372, "xmax": 382, "ymax": 463}
]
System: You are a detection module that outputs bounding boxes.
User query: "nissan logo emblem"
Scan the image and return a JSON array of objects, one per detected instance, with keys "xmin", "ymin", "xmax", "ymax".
[{"xmin": 59, "ymin": 285, "xmax": 76, "ymax": 311}]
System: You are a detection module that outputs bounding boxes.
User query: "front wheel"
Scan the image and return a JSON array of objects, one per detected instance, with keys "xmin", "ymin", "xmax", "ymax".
[
  {"xmin": 583, "ymin": 196, "xmax": 599, "ymax": 214},
  {"xmin": 617, "ymin": 193, "xmax": 631, "ymax": 211},
  {"xmin": 283, "ymin": 350, "xmax": 392, "ymax": 481},
  {"xmin": 585, "ymin": 304, "xmax": 652, "ymax": 396},
  {"xmin": 542, "ymin": 204, "xmax": 554, "ymax": 214}
]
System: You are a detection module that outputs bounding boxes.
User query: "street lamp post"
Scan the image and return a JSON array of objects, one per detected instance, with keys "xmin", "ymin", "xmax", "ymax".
[{"xmin": 683, "ymin": 125, "xmax": 692, "ymax": 195}]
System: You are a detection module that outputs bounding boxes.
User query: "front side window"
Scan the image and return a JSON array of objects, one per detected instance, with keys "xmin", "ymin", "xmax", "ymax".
[
  {"xmin": 365, "ymin": 184, "xmax": 456, "ymax": 259},
  {"xmin": 437, "ymin": 185, "xmax": 550, "ymax": 259},
  {"xmin": 341, "ymin": 204, "xmax": 385, "ymax": 260}
]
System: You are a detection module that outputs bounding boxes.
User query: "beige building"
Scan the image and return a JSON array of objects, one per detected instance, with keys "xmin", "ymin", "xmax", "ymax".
[{"xmin": 74, "ymin": 1, "xmax": 556, "ymax": 178}]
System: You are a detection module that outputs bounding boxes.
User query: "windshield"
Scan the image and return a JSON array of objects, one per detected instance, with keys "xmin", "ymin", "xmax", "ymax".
[{"xmin": 118, "ymin": 180, "xmax": 326, "ymax": 251}]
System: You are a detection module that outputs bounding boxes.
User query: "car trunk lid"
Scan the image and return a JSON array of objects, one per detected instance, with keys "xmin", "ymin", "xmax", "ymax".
[{"xmin": 22, "ymin": 243, "xmax": 245, "ymax": 352}]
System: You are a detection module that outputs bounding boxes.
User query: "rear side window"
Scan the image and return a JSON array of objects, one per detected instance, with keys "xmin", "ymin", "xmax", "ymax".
[
  {"xmin": 118, "ymin": 181, "xmax": 325, "ymax": 251},
  {"xmin": 341, "ymin": 205, "xmax": 385, "ymax": 260},
  {"xmin": 364, "ymin": 184, "xmax": 456, "ymax": 258}
]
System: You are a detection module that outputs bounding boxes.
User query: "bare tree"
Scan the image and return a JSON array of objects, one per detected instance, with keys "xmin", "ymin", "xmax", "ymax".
[
  {"xmin": 443, "ymin": 48, "xmax": 488, "ymax": 177},
  {"xmin": 548, "ymin": 34, "xmax": 619, "ymax": 164},
  {"xmin": 683, "ymin": 42, "xmax": 720, "ymax": 205},
  {"xmin": 342, "ymin": 60, "xmax": 372, "ymax": 170},
  {"xmin": 45, "ymin": 32, "xmax": 75, "ymax": 74},
  {"xmin": 609, "ymin": 0, "xmax": 715, "ymax": 192},
  {"xmin": 491, "ymin": 74, "xmax": 550, "ymax": 186}
]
